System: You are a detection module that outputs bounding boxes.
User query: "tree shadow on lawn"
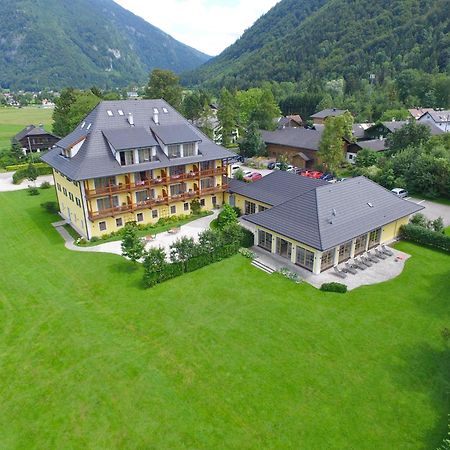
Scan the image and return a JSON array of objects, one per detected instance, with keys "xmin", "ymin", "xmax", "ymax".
[{"xmin": 387, "ymin": 341, "xmax": 450, "ymax": 449}]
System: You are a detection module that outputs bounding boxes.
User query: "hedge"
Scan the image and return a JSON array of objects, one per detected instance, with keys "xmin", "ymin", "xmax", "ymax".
[
  {"xmin": 6, "ymin": 162, "xmax": 49, "ymax": 172},
  {"xmin": 241, "ymin": 228, "xmax": 255, "ymax": 248},
  {"xmin": 400, "ymin": 224, "xmax": 450, "ymax": 252},
  {"xmin": 320, "ymin": 282, "xmax": 347, "ymax": 293},
  {"xmin": 12, "ymin": 166, "xmax": 53, "ymax": 184}
]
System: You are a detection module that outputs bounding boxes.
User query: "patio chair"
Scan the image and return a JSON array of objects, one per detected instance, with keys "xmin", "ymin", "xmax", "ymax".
[
  {"xmin": 344, "ymin": 263, "xmax": 357, "ymax": 275},
  {"xmin": 381, "ymin": 245, "xmax": 394, "ymax": 256},
  {"xmin": 360, "ymin": 256, "xmax": 372, "ymax": 267},
  {"xmin": 366, "ymin": 251, "xmax": 379, "ymax": 263},
  {"xmin": 334, "ymin": 266, "xmax": 347, "ymax": 279},
  {"xmin": 353, "ymin": 259, "xmax": 366, "ymax": 270},
  {"xmin": 375, "ymin": 248, "xmax": 387, "ymax": 260}
]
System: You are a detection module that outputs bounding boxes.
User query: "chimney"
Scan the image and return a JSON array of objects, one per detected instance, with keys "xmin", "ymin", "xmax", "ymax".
[
  {"xmin": 153, "ymin": 110, "xmax": 159, "ymax": 125},
  {"xmin": 127, "ymin": 113, "xmax": 134, "ymax": 126}
]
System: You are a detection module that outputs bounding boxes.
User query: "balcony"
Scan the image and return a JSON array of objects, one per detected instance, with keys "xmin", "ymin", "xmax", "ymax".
[
  {"xmin": 88, "ymin": 184, "xmax": 228, "ymax": 221},
  {"xmin": 85, "ymin": 167, "xmax": 228, "ymax": 199}
]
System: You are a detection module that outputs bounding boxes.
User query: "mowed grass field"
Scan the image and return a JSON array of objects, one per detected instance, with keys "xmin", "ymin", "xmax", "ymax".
[
  {"xmin": 0, "ymin": 189, "xmax": 449, "ymax": 449},
  {"xmin": 0, "ymin": 107, "xmax": 54, "ymax": 153}
]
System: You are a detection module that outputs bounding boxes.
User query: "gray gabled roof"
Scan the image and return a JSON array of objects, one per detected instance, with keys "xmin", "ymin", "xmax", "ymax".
[
  {"xmin": 371, "ymin": 120, "xmax": 445, "ymax": 136},
  {"xmin": 419, "ymin": 110, "xmax": 450, "ymax": 123},
  {"xmin": 14, "ymin": 125, "xmax": 58, "ymax": 141},
  {"xmin": 152, "ymin": 123, "xmax": 201, "ymax": 145},
  {"xmin": 244, "ymin": 176, "xmax": 423, "ymax": 251},
  {"xmin": 103, "ymin": 127, "xmax": 158, "ymax": 150},
  {"xmin": 229, "ymin": 171, "xmax": 327, "ymax": 206},
  {"xmin": 41, "ymin": 99, "xmax": 235, "ymax": 181},
  {"xmin": 357, "ymin": 139, "xmax": 387, "ymax": 152},
  {"xmin": 311, "ymin": 108, "xmax": 347, "ymax": 119},
  {"xmin": 261, "ymin": 127, "xmax": 323, "ymax": 151}
]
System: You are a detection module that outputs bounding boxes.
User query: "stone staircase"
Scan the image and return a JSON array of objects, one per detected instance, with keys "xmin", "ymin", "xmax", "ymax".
[{"xmin": 251, "ymin": 258, "xmax": 275, "ymax": 274}]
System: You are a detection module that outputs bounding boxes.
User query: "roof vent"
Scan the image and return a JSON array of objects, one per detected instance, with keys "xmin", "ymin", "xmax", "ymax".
[
  {"xmin": 367, "ymin": 202, "xmax": 373, "ymax": 208},
  {"xmin": 127, "ymin": 113, "xmax": 134, "ymax": 126},
  {"xmin": 81, "ymin": 121, "xmax": 85, "ymax": 129},
  {"xmin": 332, "ymin": 208, "xmax": 337, "ymax": 216},
  {"xmin": 162, "ymin": 107, "xmax": 168, "ymax": 114},
  {"xmin": 87, "ymin": 123, "xmax": 92, "ymax": 130}
]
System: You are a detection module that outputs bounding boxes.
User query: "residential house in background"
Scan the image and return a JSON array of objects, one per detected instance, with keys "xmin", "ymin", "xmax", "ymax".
[
  {"xmin": 365, "ymin": 120, "xmax": 444, "ymax": 140},
  {"xmin": 418, "ymin": 110, "xmax": 450, "ymax": 132},
  {"xmin": 13, "ymin": 125, "xmax": 60, "ymax": 154},
  {"xmin": 310, "ymin": 108, "xmax": 348, "ymax": 125},
  {"xmin": 228, "ymin": 172, "xmax": 422, "ymax": 274},
  {"xmin": 42, "ymin": 100, "xmax": 235, "ymax": 239},
  {"xmin": 408, "ymin": 108, "xmax": 434, "ymax": 120},
  {"xmin": 275, "ymin": 115, "xmax": 303, "ymax": 129}
]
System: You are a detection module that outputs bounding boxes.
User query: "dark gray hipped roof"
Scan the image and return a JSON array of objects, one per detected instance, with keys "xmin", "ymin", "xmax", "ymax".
[
  {"xmin": 311, "ymin": 108, "xmax": 347, "ymax": 119},
  {"xmin": 14, "ymin": 125, "xmax": 58, "ymax": 141},
  {"xmin": 370, "ymin": 120, "xmax": 445, "ymax": 136},
  {"xmin": 357, "ymin": 139, "xmax": 387, "ymax": 152},
  {"xmin": 229, "ymin": 171, "xmax": 327, "ymax": 206},
  {"xmin": 244, "ymin": 176, "xmax": 423, "ymax": 251},
  {"xmin": 152, "ymin": 123, "xmax": 201, "ymax": 145},
  {"xmin": 103, "ymin": 127, "xmax": 159, "ymax": 150},
  {"xmin": 261, "ymin": 127, "xmax": 323, "ymax": 151},
  {"xmin": 41, "ymin": 99, "xmax": 236, "ymax": 181}
]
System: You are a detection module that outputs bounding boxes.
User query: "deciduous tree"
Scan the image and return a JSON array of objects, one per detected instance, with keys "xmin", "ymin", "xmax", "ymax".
[{"xmin": 144, "ymin": 69, "xmax": 183, "ymax": 109}]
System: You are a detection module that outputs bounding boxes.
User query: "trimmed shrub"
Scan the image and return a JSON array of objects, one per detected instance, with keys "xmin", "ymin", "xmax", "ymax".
[
  {"xmin": 320, "ymin": 282, "xmax": 348, "ymax": 293},
  {"xmin": 185, "ymin": 254, "xmax": 210, "ymax": 273},
  {"xmin": 12, "ymin": 166, "xmax": 52, "ymax": 184},
  {"xmin": 40, "ymin": 181, "xmax": 51, "ymax": 189},
  {"xmin": 400, "ymin": 224, "xmax": 450, "ymax": 252},
  {"xmin": 6, "ymin": 162, "xmax": 49, "ymax": 172},
  {"xmin": 27, "ymin": 186, "xmax": 40, "ymax": 196},
  {"xmin": 241, "ymin": 227, "xmax": 255, "ymax": 248},
  {"xmin": 40, "ymin": 201, "xmax": 59, "ymax": 214}
]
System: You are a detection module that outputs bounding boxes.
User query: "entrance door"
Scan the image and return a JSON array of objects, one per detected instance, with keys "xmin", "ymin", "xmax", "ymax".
[{"xmin": 276, "ymin": 237, "xmax": 292, "ymax": 260}]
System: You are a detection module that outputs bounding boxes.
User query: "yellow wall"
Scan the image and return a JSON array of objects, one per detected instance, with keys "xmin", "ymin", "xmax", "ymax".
[
  {"xmin": 226, "ymin": 193, "xmax": 272, "ymax": 214},
  {"xmin": 54, "ymin": 170, "xmax": 89, "ymax": 237},
  {"xmin": 381, "ymin": 216, "xmax": 409, "ymax": 243}
]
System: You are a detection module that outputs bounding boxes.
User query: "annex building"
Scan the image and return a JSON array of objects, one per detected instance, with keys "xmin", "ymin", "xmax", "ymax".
[
  {"xmin": 42, "ymin": 100, "xmax": 236, "ymax": 239},
  {"xmin": 228, "ymin": 172, "xmax": 423, "ymax": 274}
]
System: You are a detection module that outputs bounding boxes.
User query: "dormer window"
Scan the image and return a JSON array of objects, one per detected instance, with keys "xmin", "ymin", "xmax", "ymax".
[
  {"xmin": 168, "ymin": 144, "xmax": 181, "ymax": 158},
  {"xmin": 183, "ymin": 142, "xmax": 195, "ymax": 157},
  {"xmin": 119, "ymin": 150, "xmax": 134, "ymax": 165}
]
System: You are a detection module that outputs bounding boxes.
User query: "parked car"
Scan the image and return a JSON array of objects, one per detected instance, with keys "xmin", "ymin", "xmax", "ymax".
[
  {"xmin": 267, "ymin": 161, "xmax": 277, "ymax": 170},
  {"xmin": 286, "ymin": 165, "xmax": 295, "ymax": 172},
  {"xmin": 320, "ymin": 173, "xmax": 334, "ymax": 181},
  {"xmin": 391, "ymin": 188, "xmax": 408, "ymax": 198},
  {"xmin": 231, "ymin": 164, "xmax": 241, "ymax": 174},
  {"xmin": 243, "ymin": 172, "xmax": 263, "ymax": 182}
]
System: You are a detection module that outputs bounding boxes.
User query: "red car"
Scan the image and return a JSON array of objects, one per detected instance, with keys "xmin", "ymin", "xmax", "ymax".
[
  {"xmin": 243, "ymin": 172, "xmax": 263, "ymax": 182},
  {"xmin": 300, "ymin": 170, "xmax": 323, "ymax": 179}
]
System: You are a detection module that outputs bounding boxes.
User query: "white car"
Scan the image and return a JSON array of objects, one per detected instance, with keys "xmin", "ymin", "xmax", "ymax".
[
  {"xmin": 391, "ymin": 188, "xmax": 408, "ymax": 198},
  {"xmin": 231, "ymin": 164, "xmax": 241, "ymax": 174}
]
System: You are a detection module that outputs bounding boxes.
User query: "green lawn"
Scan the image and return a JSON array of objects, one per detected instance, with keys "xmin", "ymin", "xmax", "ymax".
[
  {"xmin": 0, "ymin": 189, "xmax": 449, "ymax": 449},
  {"xmin": 0, "ymin": 107, "xmax": 54, "ymax": 153}
]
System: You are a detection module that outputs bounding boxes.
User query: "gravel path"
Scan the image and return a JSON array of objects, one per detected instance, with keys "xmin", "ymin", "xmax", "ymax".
[{"xmin": 0, "ymin": 171, "xmax": 54, "ymax": 192}]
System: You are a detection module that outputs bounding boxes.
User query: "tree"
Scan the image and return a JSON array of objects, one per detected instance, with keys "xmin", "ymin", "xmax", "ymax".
[
  {"xmin": 143, "ymin": 247, "xmax": 167, "ymax": 287},
  {"xmin": 379, "ymin": 108, "xmax": 410, "ymax": 121},
  {"xmin": 52, "ymin": 88, "xmax": 77, "ymax": 137},
  {"xmin": 26, "ymin": 163, "xmax": 38, "ymax": 186},
  {"xmin": 239, "ymin": 122, "xmax": 266, "ymax": 158},
  {"xmin": 198, "ymin": 229, "xmax": 222, "ymax": 253},
  {"xmin": 169, "ymin": 237, "xmax": 198, "ymax": 265},
  {"xmin": 190, "ymin": 198, "xmax": 202, "ymax": 215},
  {"xmin": 66, "ymin": 92, "xmax": 101, "ymax": 133},
  {"xmin": 318, "ymin": 112, "xmax": 354, "ymax": 173},
  {"xmin": 386, "ymin": 121, "xmax": 431, "ymax": 154},
  {"xmin": 355, "ymin": 149, "xmax": 378, "ymax": 168},
  {"xmin": 10, "ymin": 139, "xmax": 24, "ymax": 161},
  {"xmin": 217, "ymin": 88, "xmax": 239, "ymax": 147},
  {"xmin": 221, "ymin": 223, "xmax": 244, "ymax": 247},
  {"xmin": 144, "ymin": 69, "xmax": 182, "ymax": 109},
  {"xmin": 121, "ymin": 224, "xmax": 145, "ymax": 263},
  {"xmin": 182, "ymin": 90, "xmax": 211, "ymax": 121},
  {"xmin": 216, "ymin": 204, "xmax": 238, "ymax": 230}
]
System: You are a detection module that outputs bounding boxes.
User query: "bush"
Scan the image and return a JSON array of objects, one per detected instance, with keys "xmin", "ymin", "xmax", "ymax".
[
  {"xmin": 6, "ymin": 162, "xmax": 49, "ymax": 172},
  {"xmin": 40, "ymin": 201, "xmax": 59, "ymax": 214},
  {"xmin": 40, "ymin": 181, "xmax": 51, "ymax": 189},
  {"xmin": 216, "ymin": 204, "xmax": 238, "ymax": 229},
  {"xmin": 90, "ymin": 236, "xmax": 100, "ymax": 242},
  {"xmin": 400, "ymin": 224, "xmax": 450, "ymax": 252},
  {"xmin": 185, "ymin": 254, "xmax": 210, "ymax": 272},
  {"xmin": 277, "ymin": 267, "xmax": 301, "ymax": 283},
  {"xmin": 27, "ymin": 186, "xmax": 40, "ymax": 196},
  {"xmin": 241, "ymin": 227, "xmax": 255, "ymax": 248},
  {"xmin": 320, "ymin": 282, "xmax": 347, "ymax": 293},
  {"xmin": 232, "ymin": 206, "xmax": 241, "ymax": 217},
  {"xmin": 239, "ymin": 248, "xmax": 256, "ymax": 259}
]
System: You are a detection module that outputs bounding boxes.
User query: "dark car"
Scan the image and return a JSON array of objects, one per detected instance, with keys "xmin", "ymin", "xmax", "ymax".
[
  {"xmin": 320, "ymin": 173, "xmax": 334, "ymax": 181},
  {"xmin": 267, "ymin": 161, "xmax": 277, "ymax": 170}
]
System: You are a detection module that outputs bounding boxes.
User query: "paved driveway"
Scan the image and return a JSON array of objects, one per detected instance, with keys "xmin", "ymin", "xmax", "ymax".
[
  {"xmin": 0, "ymin": 171, "xmax": 54, "ymax": 192},
  {"xmin": 407, "ymin": 198, "xmax": 450, "ymax": 226}
]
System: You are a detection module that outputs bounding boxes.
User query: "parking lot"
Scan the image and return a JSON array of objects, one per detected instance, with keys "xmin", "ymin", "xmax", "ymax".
[{"xmin": 407, "ymin": 198, "xmax": 450, "ymax": 226}]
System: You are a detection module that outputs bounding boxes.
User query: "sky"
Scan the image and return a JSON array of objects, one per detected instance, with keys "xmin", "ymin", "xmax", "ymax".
[{"xmin": 114, "ymin": 0, "xmax": 280, "ymax": 56}]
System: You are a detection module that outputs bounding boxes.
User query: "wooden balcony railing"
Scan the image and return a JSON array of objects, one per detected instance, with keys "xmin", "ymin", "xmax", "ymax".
[
  {"xmin": 88, "ymin": 184, "xmax": 228, "ymax": 221},
  {"xmin": 86, "ymin": 167, "xmax": 228, "ymax": 199}
]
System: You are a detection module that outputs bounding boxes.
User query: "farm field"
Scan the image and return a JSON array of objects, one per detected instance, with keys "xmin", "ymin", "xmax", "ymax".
[
  {"xmin": 0, "ymin": 107, "xmax": 54, "ymax": 153},
  {"xmin": 0, "ymin": 189, "xmax": 449, "ymax": 449}
]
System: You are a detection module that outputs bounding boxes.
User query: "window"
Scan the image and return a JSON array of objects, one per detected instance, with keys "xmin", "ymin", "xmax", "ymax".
[
  {"xmin": 63, "ymin": 187, "xmax": 67, "ymax": 196},
  {"xmin": 354, "ymin": 234, "xmax": 368, "ymax": 256},
  {"xmin": 200, "ymin": 161, "xmax": 213, "ymax": 171},
  {"xmin": 120, "ymin": 150, "xmax": 134, "ymax": 165},
  {"xmin": 200, "ymin": 178, "xmax": 214, "ymax": 190},
  {"xmin": 138, "ymin": 147, "xmax": 151, "ymax": 163},
  {"xmin": 96, "ymin": 196, "xmax": 119, "ymax": 211},
  {"xmin": 200, "ymin": 199, "xmax": 205, "ymax": 206},
  {"xmin": 69, "ymin": 192, "xmax": 74, "ymax": 202},
  {"xmin": 57, "ymin": 183, "xmax": 61, "ymax": 192},
  {"xmin": 76, "ymin": 198, "xmax": 81, "ymax": 207},
  {"xmin": 296, "ymin": 246, "xmax": 315, "ymax": 271},
  {"xmin": 170, "ymin": 183, "xmax": 185, "ymax": 197},
  {"xmin": 258, "ymin": 205, "xmax": 267, "ymax": 212},
  {"xmin": 171, "ymin": 165, "xmax": 185, "ymax": 176},
  {"xmin": 136, "ymin": 213, "xmax": 144, "ymax": 222},
  {"xmin": 136, "ymin": 190, "xmax": 152, "ymax": 204},
  {"xmin": 258, "ymin": 230, "xmax": 272, "ymax": 251},
  {"xmin": 212, "ymin": 196, "xmax": 217, "ymax": 206},
  {"xmin": 245, "ymin": 201, "xmax": 256, "ymax": 215},
  {"xmin": 94, "ymin": 176, "xmax": 116, "ymax": 189},
  {"xmin": 338, "ymin": 241, "xmax": 352, "ymax": 263},
  {"xmin": 183, "ymin": 142, "xmax": 195, "ymax": 157},
  {"xmin": 99, "ymin": 221, "xmax": 107, "ymax": 231},
  {"xmin": 152, "ymin": 209, "xmax": 158, "ymax": 219},
  {"xmin": 170, "ymin": 205, "xmax": 176, "ymax": 214},
  {"xmin": 168, "ymin": 144, "xmax": 181, "ymax": 158},
  {"xmin": 368, "ymin": 228, "xmax": 382, "ymax": 248},
  {"xmin": 184, "ymin": 202, "xmax": 189, "ymax": 211},
  {"xmin": 118, "ymin": 110, "xmax": 124, "ymax": 116},
  {"xmin": 116, "ymin": 218, "xmax": 123, "ymax": 227},
  {"xmin": 107, "ymin": 110, "xmax": 113, "ymax": 117},
  {"xmin": 321, "ymin": 248, "xmax": 335, "ymax": 271}
]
